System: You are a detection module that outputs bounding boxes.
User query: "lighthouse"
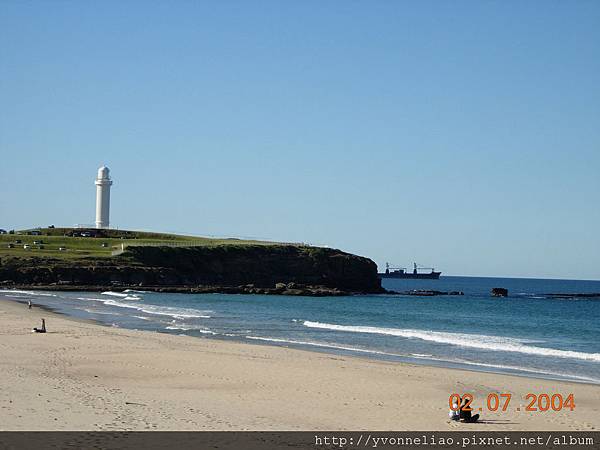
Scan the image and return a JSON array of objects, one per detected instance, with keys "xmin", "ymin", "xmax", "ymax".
[{"xmin": 95, "ymin": 166, "xmax": 113, "ymax": 229}]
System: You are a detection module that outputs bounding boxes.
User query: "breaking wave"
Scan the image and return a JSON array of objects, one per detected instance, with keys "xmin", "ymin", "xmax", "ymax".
[
  {"xmin": 101, "ymin": 291, "xmax": 141, "ymax": 301},
  {"xmin": 97, "ymin": 298, "xmax": 211, "ymax": 320},
  {"xmin": 1, "ymin": 289, "xmax": 57, "ymax": 297},
  {"xmin": 165, "ymin": 324, "xmax": 216, "ymax": 334},
  {"xmin": 302, "ymin": 321, "xmax": 600, "ymax": 362}
]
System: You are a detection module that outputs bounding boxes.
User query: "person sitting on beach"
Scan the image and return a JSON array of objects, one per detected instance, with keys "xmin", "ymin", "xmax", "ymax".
[
  {"xmin": 449, "ymin": 397, "xmax": 460, "ymax": 421},
  {"xmin": 459, "ymin": 397, "xmax": 480, "ymax": 423},
  {"xmin": 32, "ymin": 318, "xmax": 46, "ymax": 333}
]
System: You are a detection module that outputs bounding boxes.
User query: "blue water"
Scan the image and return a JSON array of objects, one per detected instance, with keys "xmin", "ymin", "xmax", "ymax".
[{"xmin": 3, "ymin": 276, "xmax": 600, "ymax": 383}]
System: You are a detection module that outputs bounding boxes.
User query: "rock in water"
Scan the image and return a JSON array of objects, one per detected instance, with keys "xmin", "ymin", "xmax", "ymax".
[{"xmin": 491, "ymin": 287, "xmax": 508, "ymax": 297}]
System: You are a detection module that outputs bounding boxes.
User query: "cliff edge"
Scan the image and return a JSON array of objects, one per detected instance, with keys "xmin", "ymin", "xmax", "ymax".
[{"xmin": 0, "ymin": 244, "xmax": 383, "ymax": 296}]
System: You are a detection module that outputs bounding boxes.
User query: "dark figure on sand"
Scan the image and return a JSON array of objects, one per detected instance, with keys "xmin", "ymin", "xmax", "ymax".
[
  {"xmin": 459, "ymin": 398, "xmax": 480, "ymax": 423},
  {"xmin": 28, "ymin": 300, "xmax": 32, "ymax": 309},
  {"xmin": 33, "ymin": 318, "xmax": 46, "ymax": 333}
]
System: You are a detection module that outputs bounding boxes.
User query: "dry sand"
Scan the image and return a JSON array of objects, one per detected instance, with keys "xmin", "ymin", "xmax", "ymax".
[{"xmin": 1, "ymin": 296, "xmax": 598, "ymax": 431}]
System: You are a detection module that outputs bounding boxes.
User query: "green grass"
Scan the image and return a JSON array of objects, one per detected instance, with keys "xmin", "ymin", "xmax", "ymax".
[{"xmin": 0, "ymin": 227, "xmax": 284, "ymax": 260}]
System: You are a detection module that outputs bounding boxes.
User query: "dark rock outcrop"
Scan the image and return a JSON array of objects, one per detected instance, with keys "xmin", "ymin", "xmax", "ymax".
[
  {"xmin": 0, "ymin": 245, "xmax": 384, "ymax": 295},
  {"xmin": 491, "ymin": 287, "xmax": 508, "ymax": 297}
]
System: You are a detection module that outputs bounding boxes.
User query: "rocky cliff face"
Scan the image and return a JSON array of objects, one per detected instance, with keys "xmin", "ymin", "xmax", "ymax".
[{"xmin": 0, "ymin": 245, "xmax": 383, "ymax": 295}]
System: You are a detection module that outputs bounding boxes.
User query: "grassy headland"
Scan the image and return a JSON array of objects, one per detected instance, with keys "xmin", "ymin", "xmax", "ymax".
[
  {"xmin": 0, "ymin": 227, "xmax": 383, "ymax": 295},
  {"xmin": 0, "ymin": 227, "xmax": 280, "ymax": 260}
]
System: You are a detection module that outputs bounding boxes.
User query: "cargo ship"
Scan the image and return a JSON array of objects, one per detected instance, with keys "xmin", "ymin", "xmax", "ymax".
[{"xmin": 379, "ymin": 262, "xmax": 441, "ymax": 279}]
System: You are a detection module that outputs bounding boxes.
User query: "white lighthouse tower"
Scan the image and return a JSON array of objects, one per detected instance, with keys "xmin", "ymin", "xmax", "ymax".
[{"xmin": 95, "ymin": 166, "xmax": 113, "ymax": 229}]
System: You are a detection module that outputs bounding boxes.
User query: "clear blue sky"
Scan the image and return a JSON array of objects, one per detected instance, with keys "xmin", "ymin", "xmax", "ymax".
[{"xmin": 1, "ymin": 1, "xmax": 599, "ymax": 279}]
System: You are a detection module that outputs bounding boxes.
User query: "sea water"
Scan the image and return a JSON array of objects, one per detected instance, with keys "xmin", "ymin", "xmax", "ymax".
[{"xmin": 3, "ymin": 276, "xmax": 600, "ymax": 383}]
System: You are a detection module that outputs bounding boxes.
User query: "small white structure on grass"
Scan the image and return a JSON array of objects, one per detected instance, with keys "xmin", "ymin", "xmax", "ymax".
[{"xmin": 95, "ymin": 166, "xmax": 113, "ymax": 229}]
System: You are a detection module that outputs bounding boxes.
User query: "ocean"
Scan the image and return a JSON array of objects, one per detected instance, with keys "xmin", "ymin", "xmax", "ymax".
[{"xmin": 3, "ymin": 276, "xmax": 600, "ymax": 384}]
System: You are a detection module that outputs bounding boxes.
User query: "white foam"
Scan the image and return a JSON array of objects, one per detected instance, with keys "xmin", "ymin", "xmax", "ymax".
[
  {"xmin": 101, "ymin": 291, "xmax": 141, "ymax": 300},
  {"xmin": 82, "ymin": 308, "xmax": 121, "ymax": 316},
  {"xmin": 1, "ymin": 289, "xmax": 57, "ymax": 297},
  {"xmin": 101, "ymin": 291, "xmax": 129, "ymax": 297},
  {"xmin": 165, "ymin": 325, "xmax": 216, "ymax": 334},
  {"xmin": 302, "ymin": 321, "xmax": 600, "ymax": 362},
  {"xmin": 99, "ymin": 298, "xmax": 211, "ymax": 320}
]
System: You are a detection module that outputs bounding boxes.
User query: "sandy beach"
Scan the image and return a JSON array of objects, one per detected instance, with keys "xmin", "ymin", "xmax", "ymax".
[{"xmin": 1, "ymin": 296, "xmax": 598, "ymax": 431}]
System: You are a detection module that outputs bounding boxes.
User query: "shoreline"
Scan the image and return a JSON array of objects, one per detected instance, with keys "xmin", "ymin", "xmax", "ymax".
[
  {"xmin": 3, "ymin": 292, "xmax": 599, "ymax": 386},
  {"xmin": 1, "ymin": 295, "xmax": 599, "ymax": 431},
  {"xmin": 1, "ymin": 283, "xmax": 382, "ymax": 296}
]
